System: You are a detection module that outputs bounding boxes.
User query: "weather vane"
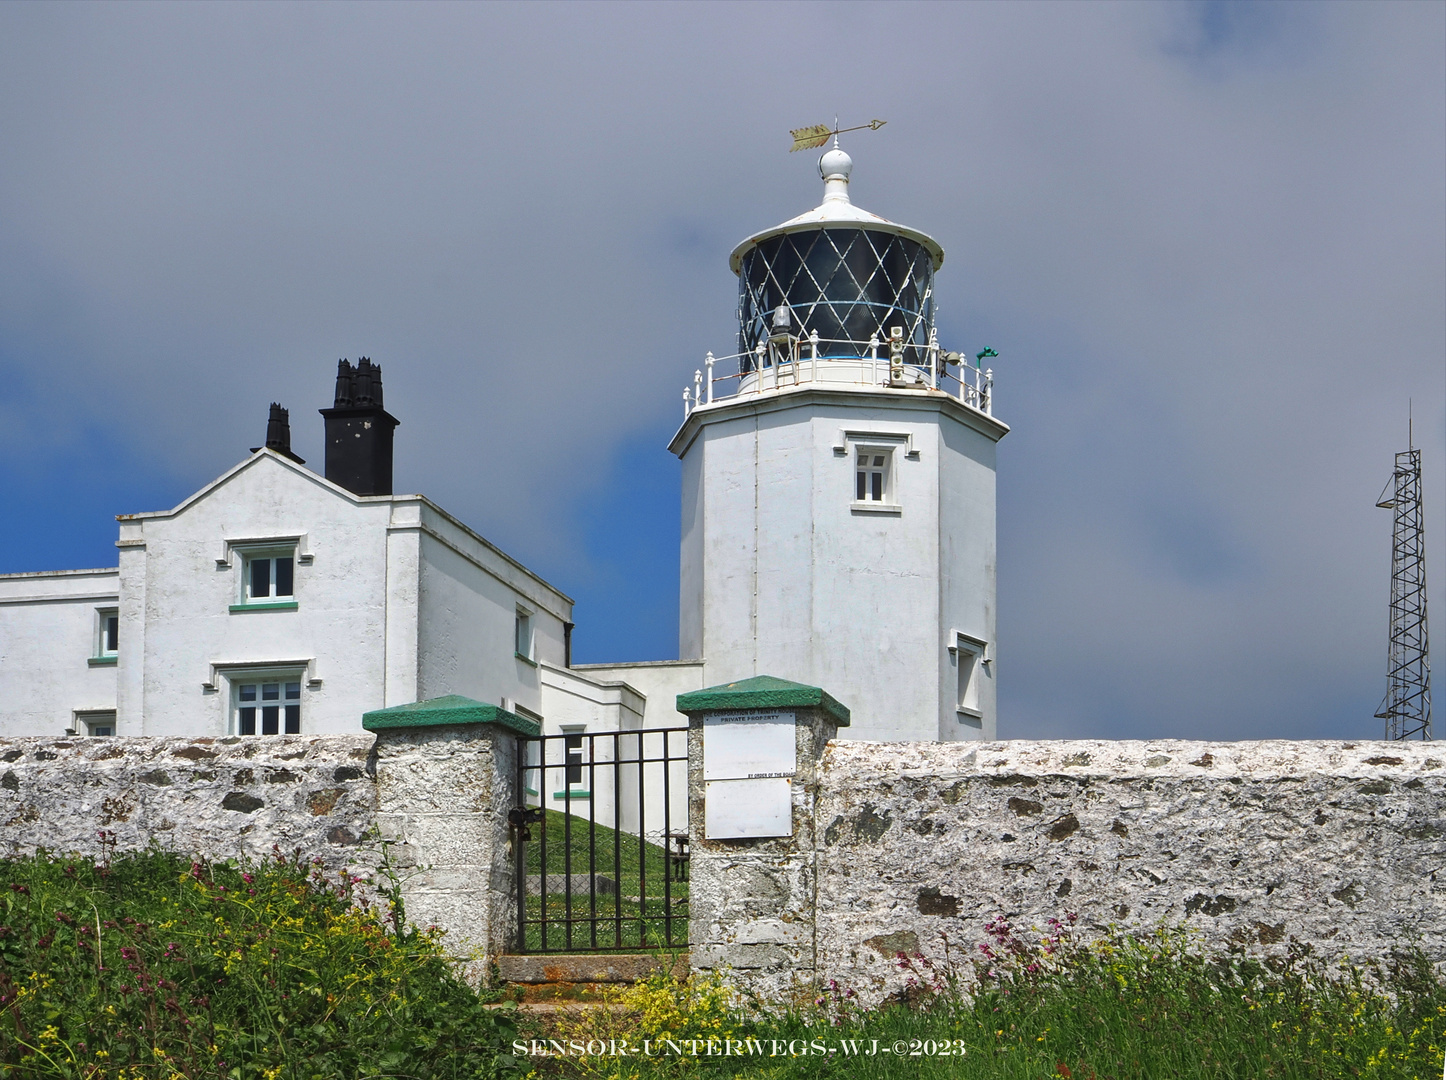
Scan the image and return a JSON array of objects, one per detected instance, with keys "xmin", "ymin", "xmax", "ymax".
[{"xmin": 788, "ymin": 118, "xmax": 886, "ymax": 152}]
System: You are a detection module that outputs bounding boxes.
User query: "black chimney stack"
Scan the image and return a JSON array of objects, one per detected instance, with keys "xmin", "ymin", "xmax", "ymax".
[
  {"xmin": 319, "ymin": 358, "xmax": 399, "ymax": 496},
  {"xmin": 251, "ymin": 402, "xmax": 305, "ymax": 463}
]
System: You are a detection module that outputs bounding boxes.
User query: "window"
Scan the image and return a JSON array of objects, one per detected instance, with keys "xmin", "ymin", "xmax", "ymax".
[
  {"xmin": 856, "ymin": 450, "xmax": 891, "ymax": 503},
  {"xmin": 515, "ymin": 608, "xmax": 534, "ymax": 662},
  {"xmin": 243, "ymin": 553, "xmax": 294, "ymax": 602},
  {"xmin": 565, "ymin": 734, "xmax": 584, "ymax": 786},
  {"xmin": 954, "ymin": 634, "xmax": 986, "ymax": 718},
  {"xmin": 553, "ymin": 726, "xmax": 589, "ymax": 798},
  {"xmin": 94, "ymin": 609, "xmax": 118, "ymax": 659},
  {"xmin": 236, "ymin": 680, "xmax": 302, "ymax": 735},
  {"xmin": 75, "ymin": 711, "xmax": 117, "ymax": 737},
  {"xmin": 842, "ymin": 431, "xmax": 909, "ymax": 511}
]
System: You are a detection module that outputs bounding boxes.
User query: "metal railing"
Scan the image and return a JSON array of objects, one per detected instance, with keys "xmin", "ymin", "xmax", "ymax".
[
  {"xmin": 681, "ymin": 331, "xmax": 994, "ymax": 419},
  {"xmin": 511, "ymin": 727, "xmax": 689, "ymax": 953}
]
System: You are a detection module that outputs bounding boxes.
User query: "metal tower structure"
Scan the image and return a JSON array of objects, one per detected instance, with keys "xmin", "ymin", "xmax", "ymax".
[{"xmin": 1375, "ymin": 426, "xmax": 1431, "ymax": 740}]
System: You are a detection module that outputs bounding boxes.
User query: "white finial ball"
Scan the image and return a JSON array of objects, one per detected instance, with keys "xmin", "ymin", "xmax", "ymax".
[{"xmin": 819, "ymin": 147, "xmax": 852, "ymax": 181}]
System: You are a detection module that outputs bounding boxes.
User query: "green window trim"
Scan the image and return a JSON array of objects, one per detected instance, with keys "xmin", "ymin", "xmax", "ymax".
[
  {"xmin": 229, "ymin": 601, "xmax": 300, "ymax": 613},
  {"xmin": 515, "ymin": 651, "xmax": 538, "ymax": 667},
  {"xmin": 551, "ymin": 790, "xmax": 592, "ymax": 800},
  {"xmin": 87, "ymin": 656, "xmax": 118, "ymax": 667}
]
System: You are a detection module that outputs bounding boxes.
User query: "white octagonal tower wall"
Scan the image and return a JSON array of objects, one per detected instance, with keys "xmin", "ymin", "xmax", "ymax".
[{"xmin": 675, "ymin": 389, "xmax": 1000, "ymax": 741}]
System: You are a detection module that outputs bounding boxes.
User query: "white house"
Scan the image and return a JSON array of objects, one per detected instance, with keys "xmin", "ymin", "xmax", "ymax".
[{"xmin": 0, "ymin": 365, "xmax": 574, "ymax": 742}]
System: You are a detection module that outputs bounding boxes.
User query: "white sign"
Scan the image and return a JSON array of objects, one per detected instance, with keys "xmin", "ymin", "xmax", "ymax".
[
  {"xmin": 703, "ymin": 711, "xmax": 796, "ymax": 780},
  {"xmin": 703, "ymin": 711, "xmax": 796, "ymax": 838},
  {"xmin": 705, "ymin": 778, "xmax": 792, "ymax": 839}
]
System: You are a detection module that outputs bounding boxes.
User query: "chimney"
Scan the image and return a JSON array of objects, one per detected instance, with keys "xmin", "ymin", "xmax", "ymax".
[
  {"xmin": 319, "ymin": 357, "xmax": 399, "ymax": 496},
  {"xmin": 251, "ymin": 402, "xmax": 305, "ymax": 463}
]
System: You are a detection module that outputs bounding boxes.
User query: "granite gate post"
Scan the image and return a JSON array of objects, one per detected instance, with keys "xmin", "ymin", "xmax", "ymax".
[
  {"xmin": 362, "ymin": 694, "xmax": 535, "ymax": 982},
  {"xmin": 677, "ymin": 676, "xmax": 849, "ymax": 1000}
]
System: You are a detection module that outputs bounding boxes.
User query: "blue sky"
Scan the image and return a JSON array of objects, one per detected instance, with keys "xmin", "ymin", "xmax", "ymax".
[{"xmin": 1, "ymin": 1, "xmax": 1441, "ymax": 740}]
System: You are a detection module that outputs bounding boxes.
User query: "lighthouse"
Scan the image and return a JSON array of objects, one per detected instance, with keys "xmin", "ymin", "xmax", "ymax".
[{"xmin": 670, "ymin": 144, "xmax": 1008, "ymax": 741}]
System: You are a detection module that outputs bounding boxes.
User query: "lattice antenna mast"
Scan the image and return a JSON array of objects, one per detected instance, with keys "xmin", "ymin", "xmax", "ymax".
[{"xmin": 1375, "ymin": 411, "xmax": 1431, "ymax": 739}]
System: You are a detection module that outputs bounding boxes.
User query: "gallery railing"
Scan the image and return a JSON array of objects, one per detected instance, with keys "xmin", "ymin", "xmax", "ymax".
[{"xmin": 680, "ymin": 332, "xmax": 995, "ymax": 418}]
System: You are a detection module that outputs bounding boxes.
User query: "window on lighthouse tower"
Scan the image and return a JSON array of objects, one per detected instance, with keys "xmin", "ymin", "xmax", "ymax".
[{"xmin": 856, "ymin": 451, "xmax": 890, "ymax": 502}]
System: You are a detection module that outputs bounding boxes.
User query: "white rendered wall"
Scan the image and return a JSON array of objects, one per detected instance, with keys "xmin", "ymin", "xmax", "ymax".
[
  {"xmin": 0, "ymin": 570, "xmax": 119, "ymax": 736},
  {"xmin": 116, "ymin": 453, "xmax": 395, "ymax": 736},
  {"xmin": 674, "ymin": 388, "xmax": 1003, "ymax": 741},
  {"xmin": 415, "ymin": 503, "xmax": 571, "ymax": 720},
  {"xmin": 537, "ymin": 663, "xmax": 646, "ymax": 830},
  {"xmin": 569, "ymin": 660, "xmax": 705, "ymax": 731}
]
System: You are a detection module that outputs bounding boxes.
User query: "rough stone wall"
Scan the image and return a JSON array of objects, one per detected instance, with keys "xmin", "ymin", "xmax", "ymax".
[
  {"xmin": 0, "ymin": 726, "xmax": 521, "ymax": 980},
  {"xmin": 0, "ymin": 735, "xmax": 378, "ymax": 873},
  {"xmin": 814, "ymin": 739, "xmax": 1445, "ymax": 1002}
]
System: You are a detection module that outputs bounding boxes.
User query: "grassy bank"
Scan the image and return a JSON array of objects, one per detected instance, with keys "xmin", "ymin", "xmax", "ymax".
[
  {"xmin": 522, "ymin": 810, "xmax": 687, "ymax": 954},
  {"xmin": 547, "ymin": 916, "xmax": 1445, "ymax": 1079},
  {"xmin": 0, "ymin": 844, "xmax": 519, "ymax": 1079},
  {"xmin": 2, "ymin": 846, "xmax": 1441, "ymax": 1078}
]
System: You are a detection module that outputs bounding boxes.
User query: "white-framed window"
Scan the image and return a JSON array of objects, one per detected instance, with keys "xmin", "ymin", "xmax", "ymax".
[
  {"xmin": 855, "ymin": 448, "xmax": 893, "ymax": 503},
  {"xmin": 75, "ymin": 710, "xmax": 117, "ymax": 737},
  {"xmin": 554, "ymin": 725, "xmax": 589, "ymax": 798},
  {"xmin": 515, "ymin": 607, "xmax": 535, "ymax": 662},
  {"xmin": 565, "ymin": 734, "xmax": 585, "ymax": 786},
  {"xmin": 234, "ymin": 678, "xmax": 303, "ymax": 735},
  {"xmin": 96, "ymin": 609, "xmax": 119, "ymax": 657},
  {"xmin": 953, "ymin": 633, "xmax": 987, "ymax": 718},
  {"xmin": 240, "ymin": 550, "xmax": 296, "ymax": 604}
]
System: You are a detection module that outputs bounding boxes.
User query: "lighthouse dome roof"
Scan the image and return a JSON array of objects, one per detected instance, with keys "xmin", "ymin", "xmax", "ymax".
[{"xmin": 729, "ymin": 151, "xmax": 944, "ymax": 274}]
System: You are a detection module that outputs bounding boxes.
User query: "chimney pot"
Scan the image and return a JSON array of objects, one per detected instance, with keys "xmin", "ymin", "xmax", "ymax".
[
  {"xmin": 333, "ymin": 360, "xmax": 355, "ymax": 408},
  {"xmin": 251, "ymin": 402, "xmax": 304, "ymax": 463}
]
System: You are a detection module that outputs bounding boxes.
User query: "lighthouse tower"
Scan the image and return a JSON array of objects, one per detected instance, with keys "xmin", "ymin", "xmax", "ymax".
[{"xmin": 670, "ymin": 145, "xmax": 1008, "ymax": 741}]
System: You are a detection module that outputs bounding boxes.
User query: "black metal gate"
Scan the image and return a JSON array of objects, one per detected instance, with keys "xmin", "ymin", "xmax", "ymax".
[{"xmin": 510, "ymin": 727, "xmax": 689, "ymax": 953}]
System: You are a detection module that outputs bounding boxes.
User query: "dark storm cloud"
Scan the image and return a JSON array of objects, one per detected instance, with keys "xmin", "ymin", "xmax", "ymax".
[{"xmin": 0, "ymin": 1, "xmax": 1440, "ymax": 740}]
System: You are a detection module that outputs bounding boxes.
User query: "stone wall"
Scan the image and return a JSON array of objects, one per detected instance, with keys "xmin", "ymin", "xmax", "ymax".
[
  {"xmin": 10, "ymin": 724, "xmax": 1444, "ymax": 1002},
  {"xmin": 0, "ymin": 709, "xmax": 524, "ymax": 980},
  {"xmin": 0, "ymin": 734, "xmax": 377, "ymax": 871},
  {"xmin": 690, "ymin": 733, "xmax": 1446, "ymax": 1003}
]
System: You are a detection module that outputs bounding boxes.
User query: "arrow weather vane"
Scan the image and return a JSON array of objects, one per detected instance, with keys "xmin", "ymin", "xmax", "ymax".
[{"xmin": 789, "ymin": 118, "xmax": 886, "ymax": 152}]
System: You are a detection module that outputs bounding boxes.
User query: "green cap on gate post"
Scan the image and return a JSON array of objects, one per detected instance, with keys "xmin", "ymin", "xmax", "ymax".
[
  {"xmin": 675, "ymin": 675, "xmax": 850, "ymax": 726},
  {"xmin": 678, "ymin": 675, "xmax": 848, "ymax": 845},
  {"xmin": 362, "ymin": 694, "xmax": 540, "ymax": 736}
]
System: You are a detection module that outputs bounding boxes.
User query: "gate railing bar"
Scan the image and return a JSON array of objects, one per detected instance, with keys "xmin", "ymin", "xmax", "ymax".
[
  {"xmin": 539, "ymin": 766, "xmax": 549, "ymax": 951},
  {"xmin": 563, "ymin": 777, "xmax": 573, "ymax": 952},
  {"xmin": 662, "ymin": 731, "xmax": 672, "ymax": 948},
  {"xmin": 588, "ymin": 748, "xmax": 598, "ymax": 950},
  {"xmin": 613, "ymin": 730, "xmax": 622, "ymax": 949},
  {"xmin": 638, "ymin": 734, "xmax": 647, "ymax": 944}
]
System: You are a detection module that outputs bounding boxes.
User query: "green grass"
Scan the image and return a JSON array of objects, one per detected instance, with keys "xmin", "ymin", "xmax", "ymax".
[
  {"xmin": 521, "ymin": 810, "xmax": 687, "ymax": 954},
  {"xmin": 542, "ymin": 917, "xmax": 1446, "ymax": 1079},
  {"xmin": 0, "ymin": 845, "xmax": 522, "ymax": 1079}
]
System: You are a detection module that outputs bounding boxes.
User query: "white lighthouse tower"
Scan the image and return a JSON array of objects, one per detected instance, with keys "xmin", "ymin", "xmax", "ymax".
[{"xmin": 670, "ymin": 144, "xmax": 1009, "ymax": 741}]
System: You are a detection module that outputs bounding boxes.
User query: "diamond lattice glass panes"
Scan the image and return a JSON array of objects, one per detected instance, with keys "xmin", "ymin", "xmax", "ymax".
[{"xmin": 737, "ymin": 227, "xmax": 935, "ymax": 362}]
